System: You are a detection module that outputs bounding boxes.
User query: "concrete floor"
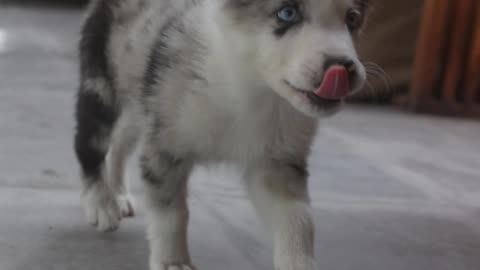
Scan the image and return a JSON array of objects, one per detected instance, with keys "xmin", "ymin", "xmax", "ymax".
[{"xmin": 1, "ymin": 5, "xmax": 480, "ymax": 270}]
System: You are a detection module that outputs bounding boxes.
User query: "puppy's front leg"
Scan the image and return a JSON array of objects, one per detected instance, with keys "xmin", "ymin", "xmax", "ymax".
[
  {"xmin": 246, "ymin": 162, "xmax": 315, "ymax": 270},
  {"xmin": 141, "ymin": 147, "xmax": 195, "ymax": 270}
]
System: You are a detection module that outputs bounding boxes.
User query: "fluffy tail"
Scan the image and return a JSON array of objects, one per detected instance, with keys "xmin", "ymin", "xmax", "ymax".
[{"xmin": 75, "ymin": 0, "xmax": 117, "ymax": 186}]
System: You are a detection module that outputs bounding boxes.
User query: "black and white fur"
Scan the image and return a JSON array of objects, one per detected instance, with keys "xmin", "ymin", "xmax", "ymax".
[{"xmin": 74, "ymin": 0, "xmax": 369, "ymax": 269}]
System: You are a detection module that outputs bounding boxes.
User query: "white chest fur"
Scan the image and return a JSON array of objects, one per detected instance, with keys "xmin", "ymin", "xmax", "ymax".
[{"xmin": 165, "ymin": 90, "xmax": 318, "ymax": 164}]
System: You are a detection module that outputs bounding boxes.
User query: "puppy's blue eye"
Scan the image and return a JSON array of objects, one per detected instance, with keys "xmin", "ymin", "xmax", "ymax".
[{"xmin": 277, "ymin": 6, "xmax": 299, "ymax": 23}]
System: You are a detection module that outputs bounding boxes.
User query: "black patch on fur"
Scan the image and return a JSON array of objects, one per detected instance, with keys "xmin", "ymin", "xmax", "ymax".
[
  {"xmin": 74, "ymin": 91, "xmax": 117, "ymax": 184},
  {"xmin": 226, "ymin": 0, "xmax": 255, "ymax": 8},
  {"xmin": 79, "ymin": 0, "xmax": 113, "ymax": 82},
  {"xmin": 142, "ymin": 17, "xmax": 179, "ymax": 98},
  {"xmin": 142, "ymin": 3, "xmax": 206, "ymax": 103},
  {"xmin": 272, "ymin": 1, "xmax": 303, "ymax": 38},
  {"xmin": 140, "ymin": 152, "xmax": 190, "ymax": 206},
  {"xmin": 274, "ymin": 24, "xmax": 293, "ymax": 37},
  {"xmin": 286, "ymin": 161, "xmax": 309, "ymax": 179},
  {"xmin": 140, "ymin": 152, "xmax": 182, "ymax": 186},
  {"xmin": 273, "ymin": 19, "xmax": 302, "ymax": 38},
  {"xmin": 75, "ymin": 0, "xmax": 117, "ymax": 185},
  {"xmin": 143, "ymin": 35, "xmax": 172, "ymax": 96},
  {"xmin": 273, "ymin": 158, "xmax": 309, "ymax": 179},
  {"xmin": 141, "ymin": 166, "xmax": 161, "ymax": 187}
]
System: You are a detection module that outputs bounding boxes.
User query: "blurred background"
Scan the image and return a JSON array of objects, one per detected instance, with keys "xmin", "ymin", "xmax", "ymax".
[
  {"xmin": 0, "ymin": 1, "xmax": 479, "ymax": 270},
  {"xmin": 355, "ymin": 0, "xmax": 480, "ymax": 119}
]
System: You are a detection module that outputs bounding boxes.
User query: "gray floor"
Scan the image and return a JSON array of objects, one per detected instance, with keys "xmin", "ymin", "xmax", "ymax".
[{"xmin": 1, "ymin": 5, "xmax": 480, "ymax": 270}]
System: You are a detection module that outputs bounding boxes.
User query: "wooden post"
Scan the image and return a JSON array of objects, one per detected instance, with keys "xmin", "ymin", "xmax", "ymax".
[
  {"xmin": 409, "ymin": 0, "xmax": 452, "ymax": 111},
  {"xmin": 404, "ymin": 0, "xmax": 480, "ymax": 118},
  {"xmin": 441, "ymin": 0, "xmax": 476, "ymax": 102},
  {"xmin": 465, "ymin": 1, "xmax": 480, "ymax": 105}
]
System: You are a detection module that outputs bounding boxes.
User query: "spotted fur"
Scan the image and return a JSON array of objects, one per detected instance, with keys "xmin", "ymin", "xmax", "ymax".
[{"xmin": 75, "ymin": 0, "xmax": 369, "ymax": 269}]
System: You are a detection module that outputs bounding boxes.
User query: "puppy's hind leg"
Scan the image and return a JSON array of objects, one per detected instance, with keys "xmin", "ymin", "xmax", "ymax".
[
  {"xmin": 141, "ymin": 140, "xmax": 195, "ymax": 270},
  {"xmin": 245, "ymin": 161, "xmax": 316, "ymax": 270}
]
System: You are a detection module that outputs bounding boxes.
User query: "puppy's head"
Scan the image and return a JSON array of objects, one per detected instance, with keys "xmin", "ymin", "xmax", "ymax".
[{"xmin": 221, "ymin": 0, "xmax": 369, "ymax": 117}]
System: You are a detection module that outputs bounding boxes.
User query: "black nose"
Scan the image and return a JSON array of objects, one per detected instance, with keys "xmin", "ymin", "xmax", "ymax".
[
  {"xmin": 323, "ymin": 56, "xmax": 355, "ymax": 73},
  {"xmin": 315, "ymin": 56, "xmax": 358, "ymax": 90}
]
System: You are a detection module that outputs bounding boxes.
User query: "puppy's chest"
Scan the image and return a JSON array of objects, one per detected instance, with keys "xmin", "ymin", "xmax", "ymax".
[{"xmin": 174, "ymin": 99, "xmax": 315, "ymax": 162}]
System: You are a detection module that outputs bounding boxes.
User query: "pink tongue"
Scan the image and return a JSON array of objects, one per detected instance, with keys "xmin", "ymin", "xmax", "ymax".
[{"xmin": 314, "ymin": 65, "xmax": 350, "ymax": 100}]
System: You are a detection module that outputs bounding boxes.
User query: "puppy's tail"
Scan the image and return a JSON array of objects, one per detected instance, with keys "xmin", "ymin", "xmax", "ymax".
[{"xmin": 75, "ymin": 0, "xmax": 118, "ymax": 186}]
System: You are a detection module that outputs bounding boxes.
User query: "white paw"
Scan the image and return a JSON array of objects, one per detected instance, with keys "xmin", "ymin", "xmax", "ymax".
[
  {"xmin": 275, "ymin": 256, "xmax": 316, "ymax": 270},
  {"xmin": 83, "ymin": 182, "xmax": 135, "ymax": 232},
  {"xmin": 165, "ymin": 265, "xmax": 195, "ymax": 270},
  {"xmin": 117, "ymin": 193, "xmax": 135, "ymax": 218},
  {"xmin": 151, "ymin": 264, "xmax": 195, "ymax": 270}
]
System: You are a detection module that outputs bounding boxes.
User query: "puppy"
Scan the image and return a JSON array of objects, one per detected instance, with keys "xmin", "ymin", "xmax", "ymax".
[{"xmin": 75, "ymin": 0, "xmax": 369, "ymax": 269}]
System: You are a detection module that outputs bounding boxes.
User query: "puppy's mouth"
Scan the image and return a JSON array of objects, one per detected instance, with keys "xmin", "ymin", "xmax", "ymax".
[
  {"xmin": 284, "ymin": 65, "xmax": 351, "ymax": 110},
  {"xmin": 285, "ymin": 83, "xmax": 342, "ymax": 108}
]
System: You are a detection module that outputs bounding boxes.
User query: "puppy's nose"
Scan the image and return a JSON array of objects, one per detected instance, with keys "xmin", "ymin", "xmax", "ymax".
[
  {"xmin": 314, "ymin": 57, "xmax": 355, "ymax": 100},
  {"xmin": 314, "ymin": 56, "xmax": 357, "ymax": 96},
  {"xmin": 323, "ymin": 56, "xmax": 356, "ymax": 78}
]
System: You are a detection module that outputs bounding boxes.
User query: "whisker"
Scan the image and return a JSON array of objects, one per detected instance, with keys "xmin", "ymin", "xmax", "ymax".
[{"xmin": 362, "ymin": 61, "xmax": 391, "ymax": 95}]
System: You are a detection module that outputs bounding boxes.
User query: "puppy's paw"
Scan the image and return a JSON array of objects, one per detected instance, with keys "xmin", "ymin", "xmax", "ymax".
[
  {"xmin": 117, "ymin": 193, "xmax": 135, "ymax": 218},
  {"xmin": 276, "ymin": 257, "xmax": 316, "ymax": 270},
  {"xmin": 83, "ymin": 182, "xmax": 134, "ymax": 232},
  {"xmin": 151, "ymin": 263, "xmax": 195, "ymax": 270},
  {"xmin": 165, "ymin": 265, "xmax": 195, "ymax": 270}
]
